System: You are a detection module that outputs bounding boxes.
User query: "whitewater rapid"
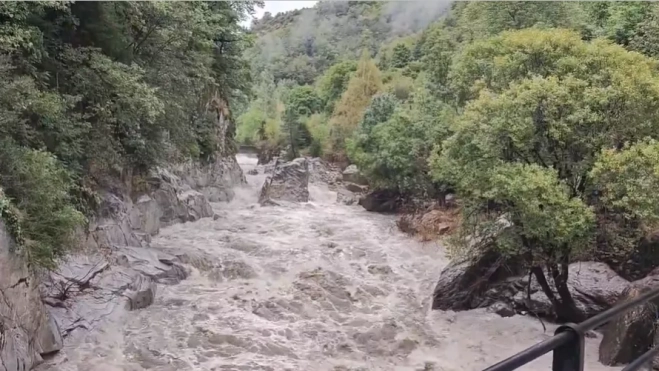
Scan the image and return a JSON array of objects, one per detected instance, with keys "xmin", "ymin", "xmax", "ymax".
[{"xmin": 45, "ymin": 154, "xmax": 617, "ymax": 371}]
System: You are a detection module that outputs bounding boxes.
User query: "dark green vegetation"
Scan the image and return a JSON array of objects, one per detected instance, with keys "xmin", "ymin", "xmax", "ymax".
[
  {"xmin": 0, "ymin": 1, "xmax": 260, "ymax": 267},
  {"xmin": 239, "ymin": 2, "xmax": 659, "ymax": 319}
]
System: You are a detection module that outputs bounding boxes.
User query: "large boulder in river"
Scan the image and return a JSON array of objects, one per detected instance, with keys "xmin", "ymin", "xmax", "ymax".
[
  {"xmin": 358, "ymin": 189, "xmax": 401, "ymax": 213},
  {"xmin": 598, "ymin": 273, "xmax": 659, "ymax": 366},
  {"xmin": 433, "ymin": 244, "xmax": 630, "ymax": 322},
  {"xmin": 509, "ymin": 262, "xmax": 630, "ymax": 321},
  {"xmin": 432, "ymin": 246, "xmax": 524, "ymax": 310},
  {"xmin": 342, "ymin": 164, "xmax": 368, "ymax": 185},
  {"xmin": 599, "ymin": 285, "xmax": 658, "ymax": 366},
  {"xmin": 259, "ymin": 158, "xmax": 310, "ymax": 204}
]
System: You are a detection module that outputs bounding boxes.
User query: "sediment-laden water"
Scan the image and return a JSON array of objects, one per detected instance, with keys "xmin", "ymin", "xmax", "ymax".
[{"xmin": 45, "ymin": 154, "xmax": 617, "ymax": 371}]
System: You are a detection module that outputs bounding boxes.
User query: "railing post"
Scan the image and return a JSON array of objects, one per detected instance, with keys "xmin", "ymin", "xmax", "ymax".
[{"xmin": 552, "ymin": 324, "xmax": 584, "ymax": 371}]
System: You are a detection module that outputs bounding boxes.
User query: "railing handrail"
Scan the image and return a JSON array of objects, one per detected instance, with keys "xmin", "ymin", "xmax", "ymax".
[{"xmin": 483, "ymin": 285, "xmax": 659, "ymax": 371}]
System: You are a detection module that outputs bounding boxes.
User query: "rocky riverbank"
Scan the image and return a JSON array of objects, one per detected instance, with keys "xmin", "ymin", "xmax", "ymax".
[
  {"xmin": 0, "ymin": 153, "xmax": 640, "ymax": 370},
  {"xmin": 28, "ymin": 154, "xmax": 614, "ymax": 370},
  {"xmin": 0, "ymin": 124, "xmax": 246, "ymax": 371},
  {"xmin": 41, "ymin": 157, "xmax": 245, "ymax": 345},
  {"xmin": 0, "ymin": 155, "xmax": 246, "ymax": 371},
  {"xmin": 323, "ymin": 161, "xmax": 657, "ymax": 369}
]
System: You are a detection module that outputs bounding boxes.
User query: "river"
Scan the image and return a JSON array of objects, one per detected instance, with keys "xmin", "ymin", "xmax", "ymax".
[{"xmin": 47, "ymin": 154, "xmax": 617, "ymax": 371}]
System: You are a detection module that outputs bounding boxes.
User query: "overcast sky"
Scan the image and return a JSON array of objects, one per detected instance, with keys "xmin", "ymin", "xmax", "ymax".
[{"xmin": 243, "ymin": 1, "xmax": 318, "ymax": 27}]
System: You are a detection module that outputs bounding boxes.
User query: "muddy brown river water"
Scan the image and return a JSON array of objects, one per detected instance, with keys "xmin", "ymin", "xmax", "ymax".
[{"xmin": 46, "ymin": 154, "xmax": 618, "ymax": 371}]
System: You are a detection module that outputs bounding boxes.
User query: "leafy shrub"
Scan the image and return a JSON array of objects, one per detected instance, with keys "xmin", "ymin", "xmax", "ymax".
[{"xmin": 0, "ymin": 140, "xmax": 85, "ymax": 268}]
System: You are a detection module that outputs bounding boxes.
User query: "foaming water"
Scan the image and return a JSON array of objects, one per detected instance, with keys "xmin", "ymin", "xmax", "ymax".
[{"xmin": 47, "ymin": 154, "xmax": 619, "ymax": 371}]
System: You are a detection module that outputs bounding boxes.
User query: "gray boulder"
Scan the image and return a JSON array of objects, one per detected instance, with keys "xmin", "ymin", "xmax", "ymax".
[
  {"xmin": 598, "ymin": 272, "xmax": 659, "ymax": 367},
  {"xmin": 125, "ymin": 275, "xmax": 157, "ymax": 311},
  {"xmin": 259, "ymin": 158, "xmax": 310, "ymax": 204},
  {"xmin": 599, "ymin": 285, "xmax": 656, "ymax": 366},
  {"xmin": 432, "ymin": 246, "xmax": 523, "ymax": 311},
  {"xmin": 358, "ymin": 190, "xmax": 401, "ymax": 213},
  {"xmin": 487, "ymin": 302, "xmax": 516, "ymax": 318},
  {"xmin": 178, "ymin": 189, "xmax": 213, "ymax": 222},
  {"xmin": 509, "ymin": 262, "xmax": 630, "ymax": 321},
  {"xmin": 432, "ymin": 245, "xmax": 630, "ymax": 323},
  {"xmin": 337, "ymin": 188, "xmax": 358, "ymax": 206},
  {"xmin": 342, "ymin": 164, "xmax": 368, "ymax": 185}
]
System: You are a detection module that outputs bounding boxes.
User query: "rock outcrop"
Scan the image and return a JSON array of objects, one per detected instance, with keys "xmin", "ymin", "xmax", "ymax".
[
  {"xmin": 259, "ymin": 158, "xmax": 310, "ymax": 204},
  {"xmin": 308, "ymin": 157, "xmax": 341, "ymax": 187},
  {"xmin": 41, "ymin": 247, "xmax": 189, "ymax": 343},
  {"xmin": 0, "ymin": 97, "xmax": 245, "ymax": 369},
  {"xmin": 358, "ymin": 189, "xmax": 401, "ymax": 213},
  {"xmin": 598, "ymin": 285, "xmax": 657, "ymax": 366},
  {"xmin": 510, "ymin": 262, "xmax": 630, "ymax": 321},
  {"xmin": 0, "ymin": 220, "xmax": 63, "ymax": 371},
  {"xmin": 342, "ymin": 165, "xmax": 367, "ymax": 185},
  {"xmin": 32, "ymin": 157, "xmax": 244, "ymax": 366},
  {"xmin": 432, "ymin": 246, "xmax": 524, "ymax": 311},
  {"xmin": 172, "ymin": 156, "xmax": 245, "ymax": 203},
  {"xmin": 597, "ymin": 272, "xmax": 659, "ymax": 366},
  {"xmin": 432, "ymin": 246, "xmax": 630, "ymax": 322}
]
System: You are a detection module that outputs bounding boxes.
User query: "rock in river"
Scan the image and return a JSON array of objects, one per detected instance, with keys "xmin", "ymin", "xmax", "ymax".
[
  {"xmin": 358, "ymin": 189, "xmax": 401, "ymax": 213},
  {"xmin": 259, "ymin": 158, "xmax": 310, "ymax": 205},
  {"xmin": 432, "ymin": 243, "xmax": 630, "ymax": 323},
  {"xmin": 599, "ymin": 272, "xmax": 659, "ymax": 366}
]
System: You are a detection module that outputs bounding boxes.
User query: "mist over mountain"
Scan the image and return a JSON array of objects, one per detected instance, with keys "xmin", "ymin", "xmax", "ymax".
[{"xmin": 246, "ymin": 1, "xmax": 451, "ymax": 85}]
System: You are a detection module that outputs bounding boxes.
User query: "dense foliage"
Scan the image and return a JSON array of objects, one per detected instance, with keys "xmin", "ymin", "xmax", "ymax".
[
  {"xmin": 0, "ymin": 1, "xmax": 259, "ymax": 267},
  {"xmin": 240, "ymin": 1, "xmax": 659, "ymax": 318}
]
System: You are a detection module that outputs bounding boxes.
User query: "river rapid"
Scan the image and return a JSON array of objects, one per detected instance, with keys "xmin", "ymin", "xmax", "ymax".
[{"xmin": 48, "ymin": 154, "xmax": 617, "ymax": 371}]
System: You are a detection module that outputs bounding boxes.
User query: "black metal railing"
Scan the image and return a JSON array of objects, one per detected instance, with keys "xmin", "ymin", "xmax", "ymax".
[{"xmin": 483, "ymin": 286, "xmax": 659, "ymax": 371}]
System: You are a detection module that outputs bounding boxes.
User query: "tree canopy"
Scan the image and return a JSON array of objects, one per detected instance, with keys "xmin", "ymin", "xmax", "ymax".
[
  {"xmin": 0, "ymin": 1, "xmax": 259, "ymax": 267},
  {"xmin": 238, "ymin": 0, "xmax": 659, "ymax": 317}
]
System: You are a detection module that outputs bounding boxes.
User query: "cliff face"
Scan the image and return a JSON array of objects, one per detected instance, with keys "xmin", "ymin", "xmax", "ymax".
[
  {"xmin": 41, "ymin": 158, "xmax": 244, "ymax": 349},
  {"xmin": 0, "ymin": 220, "xmax": 63, "ymax": 371},
  {"xmin": 0, "ymin": 111, "xmax": 245, "ymax": 370}
]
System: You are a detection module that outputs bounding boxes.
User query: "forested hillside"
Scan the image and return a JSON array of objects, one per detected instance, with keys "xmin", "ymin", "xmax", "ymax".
[
  {"xmin": 239, "ymin": 1, "xmax": 659, "ymax": 316},
  {"xmin": 0, "ymin": 1, "xmax": 260, "ymax": 267},
  {"xmin": 236, "ymin": 1, "xmax": 451, "ymax": 160}
]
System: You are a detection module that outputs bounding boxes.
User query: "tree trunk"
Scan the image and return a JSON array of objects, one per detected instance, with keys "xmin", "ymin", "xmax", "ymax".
[
  {"xmin": 551, "ymin": 261, "xmax": 584, "ymax": 323},
  {"xmin": 531, "ymin": 263, "xmax": 583, "ymax": 323}
]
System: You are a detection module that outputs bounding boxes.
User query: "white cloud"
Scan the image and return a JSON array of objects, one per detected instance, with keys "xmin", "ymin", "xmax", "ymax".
[{"xmin": 242, "ymin": 1, "xmax": 318, "ymax": 28}]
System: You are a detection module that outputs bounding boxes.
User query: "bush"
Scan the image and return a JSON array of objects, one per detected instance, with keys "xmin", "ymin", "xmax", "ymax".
[
  {"xmin": 305, "ymin": 113, "xmax": 331, "ymax": 158},
  {"xmin": 0, "ymin": 140, "xmax": 85, "ymax": 268},
  {"xmin": 348, "ymin": 89, "xmax": 452, "ymax": 196}
]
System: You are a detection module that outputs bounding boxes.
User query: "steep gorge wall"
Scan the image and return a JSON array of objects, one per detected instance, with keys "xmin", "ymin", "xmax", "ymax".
[
  {"xmin": 42, "ymin": 157, "xmax": 245, "ymax": 347},
  {"xmin": 0, "ymin": 113, "xmax": 246, "ymax": 370},
  {"xmin": 0, "ymin": 220, "xmax": 63, "ymax": 371}
]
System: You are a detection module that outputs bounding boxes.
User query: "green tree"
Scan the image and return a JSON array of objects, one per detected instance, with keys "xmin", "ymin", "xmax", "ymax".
[
  {"xmin": 285, "ymin": 85, "xmax": 323, "ymax": 117},
  {"xmin": 391, "ymin": 43, "xmax": 411, "ymax": 68},
  {"xmin": 316, "ymin": 60, "xmax": 358, "ymax": 114},
  {"xmin": 349, "ymin": 88, "xmax": 452, "ymax": 195},
  {"xmin": 329, "ymin": 50, "xmax": 382, "ymax": 157},
  {"xmin": 432, "ymin": 29, "xmax": 659, "ymax": 321},
  {"xmin": 0, "ymin": 1, "xmax": 260, "ymax": 267}
]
